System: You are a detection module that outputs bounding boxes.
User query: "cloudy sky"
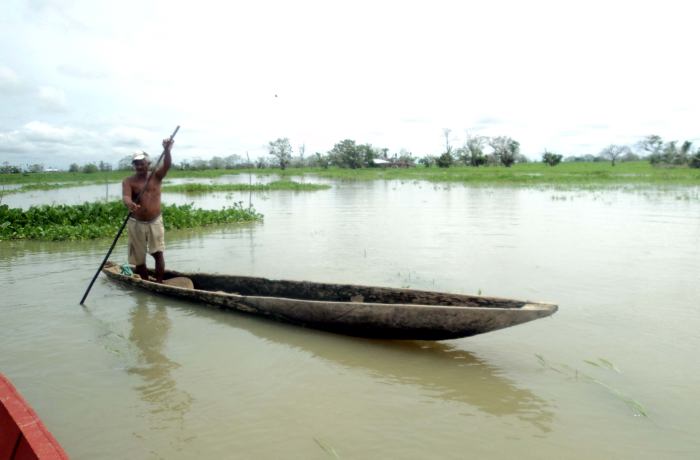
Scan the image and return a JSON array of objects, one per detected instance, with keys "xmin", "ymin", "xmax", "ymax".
[{"xmin": 1, "ymin": 0, "xmax": 698, "ymax": 168}]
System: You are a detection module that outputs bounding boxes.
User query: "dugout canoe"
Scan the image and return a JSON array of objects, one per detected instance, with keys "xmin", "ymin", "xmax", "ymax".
[
  {"xmin": 0, "ymin": 374, "xmax": 69, "ymax": 460},
  {"xmin": 102, "ymin": 261, "xmax": 558, "ymax": 340}
]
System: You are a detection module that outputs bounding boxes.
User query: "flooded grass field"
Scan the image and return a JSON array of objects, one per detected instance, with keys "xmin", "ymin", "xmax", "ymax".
[{"xmin": 1, "ymin": 177, "xmax": 699, "ymax": 459}]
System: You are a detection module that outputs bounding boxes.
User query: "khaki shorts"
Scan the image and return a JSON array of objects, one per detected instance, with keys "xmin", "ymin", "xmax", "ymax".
[{"xmin": 127, "ymin": 214, "xmax": 165, "ymax": 266}]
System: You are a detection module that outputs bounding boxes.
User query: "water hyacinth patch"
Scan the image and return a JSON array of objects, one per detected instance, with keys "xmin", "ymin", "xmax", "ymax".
[{"xmin": 0, "ymin": 201, "xmax": 263, "ymax": 241}]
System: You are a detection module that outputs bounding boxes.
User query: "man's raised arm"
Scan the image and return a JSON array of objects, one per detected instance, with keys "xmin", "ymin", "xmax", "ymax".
[{"xmin": 155, "ymin": 138, "xmax": 173, "ymax": 179}]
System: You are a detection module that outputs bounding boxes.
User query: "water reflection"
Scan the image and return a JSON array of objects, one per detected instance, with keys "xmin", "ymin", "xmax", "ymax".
[
  {"xmin": 336, "ymin": 339, "xmax": 555, "ymax": 432},
  {"xmin": 127, "ymin": 297, "xmax": 193, "ymax": 434},
  {"xmin": 160, "ymin": 296, "xmax": 554, "ymax": 433}
]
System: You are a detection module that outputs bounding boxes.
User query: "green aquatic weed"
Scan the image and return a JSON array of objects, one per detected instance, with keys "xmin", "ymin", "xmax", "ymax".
[{"xmin": 0, "ymin": 201, "xmax": 263, "ymax": 241}]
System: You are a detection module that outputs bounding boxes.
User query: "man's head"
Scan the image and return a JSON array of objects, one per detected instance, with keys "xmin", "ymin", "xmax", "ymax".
[{"xmin": 132, "ymin": 151, "xmax": 150, "ymax": 173}]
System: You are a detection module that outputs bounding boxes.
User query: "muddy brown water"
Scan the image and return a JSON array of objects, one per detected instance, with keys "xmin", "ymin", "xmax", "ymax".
[{"xmin": 2, "ymin": 179, "xmax": 699, "ymax": 459}]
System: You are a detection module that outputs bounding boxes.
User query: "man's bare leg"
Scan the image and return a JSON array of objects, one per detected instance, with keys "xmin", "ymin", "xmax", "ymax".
[
  {"xmin": 152, "ymin": 251, "xmax": 165, "ymax": 283},
  {"xmin": 134, "ymin": 264, "xmax": 149, "ymax": 280}
]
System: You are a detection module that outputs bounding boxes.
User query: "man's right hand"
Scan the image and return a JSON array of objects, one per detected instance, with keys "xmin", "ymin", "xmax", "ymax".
[{"xmin": 127, "ymin": 202, "xmax": 141, "ymax": 213}]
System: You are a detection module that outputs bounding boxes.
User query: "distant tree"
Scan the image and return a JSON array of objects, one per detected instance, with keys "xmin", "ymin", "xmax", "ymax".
[
  {"xmin": 640, "ymin": 135, "xmax": 692, "ymax": 166},
  {"xmin": 419, "ymin": 155, "xmax": 437, "ymax": 167},
  {"xmin": 69, "ymin": 163, "xmax": 80, "ymax": 173},
  {"xmin": 565, "ymin": 154, "xmax": 597, "ymax": 162},
  {"xmin": 82, "ymin": 163, "xmax": 99, "ymax": 173},
  {"xmin": 396, "ymin": 149, "xmax": 416, "ymax": 167},
  {"xmin": 436, "ymin": 151, "xmax": 454, "ymax": 168},
  {"xmin": 118, "ymin": 156, "xmax": 133, "ymax": 170},
  {"xmin": 314, "ymin": 152, "xmax": 330, "ymax": 169},
  {"xmin": 485, "ymin": 153, "xmax": 501, "ymax": 166},
  {"xmin": 677, "ymin": 141, "xmax": 693, "ymax": 165},
  {"xmin": 209, "ymin": 156, "xmax": 226, "ymax": 169},
  {"xmin": 358, "ymin": 143, "xmax": 377, "ymax": 166},
  {"xmin": 268, "ymin": 137, "xmax": 293, "ymax": 170},
  {"xmin": 459, "ymin": 134, "xmax": 487, "ymax": 167},
  {"xmin": 98, "ymin": 161, "xmax": 112, "ymax": 172},
  {"xmin": 224, "ymin": 154, "xmax": 243, "ymax": 169},
  {"xmin": 542, "ymin": 150, "xmax": 563, "ymax": 166},
  {"xmin": 28, "ymin": 163, "xmax": 44, "ymax": 173},
  {"xmin": 1, "ymin": 162, "xmax": 21, "ymax": 174},
  {"xmin": 489, "ymin": 136, "xmax": 520, "ymax": 167},
  {"xmin": 442, "ymin": 128, "xmax": 453, "ymax": 156},
  {"xmin": 690, "ymin": 151, "xmax": 700, "ymax": 168},
  {"xmin": 600, "ymin": 144, "xmax": 631, "ymax": 166},
  {"xmin": 329, "ymin": 139, "xmax": 364, "ymax": 169},
  {"xmin": 255, "ymin": 157, "xmax": 269, "ymax": 169},
  {"xmin": 191, "ymin": 159, "xmax": 209, "ymax": 170},
  {"xmin": 656, "ymin": 140, "xmax": 692, "ymax": 165},
  {"xmin": 637, "ymin": 135, "xmax": 664, "ymax": 159},
  {"xmin": 621, "ymin": 151, "xmax": 640, "ymax": 162}
]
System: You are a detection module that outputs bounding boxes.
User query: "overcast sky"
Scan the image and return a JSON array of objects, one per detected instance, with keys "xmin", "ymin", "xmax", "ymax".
[{"xmin": 1, "ymin": 0, "xmax": 698, "ymax": 168}]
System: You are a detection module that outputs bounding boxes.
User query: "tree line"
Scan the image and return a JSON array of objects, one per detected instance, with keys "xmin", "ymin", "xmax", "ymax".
[
  {"xmin": 265, "ymin": 132, "xmax": 700, "ymax": 170},
  {"xmin": 2, "ymin": 132, "xmax": 699, "ymax": 174}
]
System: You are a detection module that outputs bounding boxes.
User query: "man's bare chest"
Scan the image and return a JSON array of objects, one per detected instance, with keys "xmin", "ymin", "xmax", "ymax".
[{"xmin": 130, "ymin": 178, "xmax": 160, "ymax": 197}]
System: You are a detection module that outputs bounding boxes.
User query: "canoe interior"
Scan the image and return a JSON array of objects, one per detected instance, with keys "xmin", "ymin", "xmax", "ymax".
[
  {"xmin": 0, "ymin": 373, "xmax": 69, "ymax": 460},
  {"xmin": 102, "ymin": 263, "xmax": 558, "ymax": 340},
  {"xmin": 158, "ymin": 267, "xmax": 529, "ymax": 309}
]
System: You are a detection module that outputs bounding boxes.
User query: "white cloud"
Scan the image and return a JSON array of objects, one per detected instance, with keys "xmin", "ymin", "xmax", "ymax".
[
  {"xmin": 0, "ymin": 121, "xmax": 99, "ymax": 166},
  {"xmin": 22, "ymin": 121, "xmax": 78, "ymax": 143},
  {"xmin": 57, "ymin": 64, "xmax": 108, "ymax": 80},
  {"xmin": 108, "ymin": 126, "xmax": 158, "ymax": 149},
  {"xmin": 37, "ymin": 86, "xmax": 68, "ymax": 111},
  {"xmin": 0, "ymin": 65, "xmax": 20, "ymax": 90},
  {"xmin": 0, "ymin": 0, "xmax": 699, "ymax": 167}
]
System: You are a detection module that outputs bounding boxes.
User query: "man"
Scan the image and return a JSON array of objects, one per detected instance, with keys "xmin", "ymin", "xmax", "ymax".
[{"xmin": 122, "ymin": 138, "xmax": 174, "ymax": 283}]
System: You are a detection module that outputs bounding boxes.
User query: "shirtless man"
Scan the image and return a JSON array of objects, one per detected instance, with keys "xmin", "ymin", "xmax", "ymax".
[{"xmin": 122, "ymin": 138, "xmax": 174, "ymax": 283}]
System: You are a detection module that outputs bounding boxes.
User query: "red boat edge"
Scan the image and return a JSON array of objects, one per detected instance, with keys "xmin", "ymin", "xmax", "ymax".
[{"xmin": 0, "ymin": 373, "xmax": 68, "ymax": 460}]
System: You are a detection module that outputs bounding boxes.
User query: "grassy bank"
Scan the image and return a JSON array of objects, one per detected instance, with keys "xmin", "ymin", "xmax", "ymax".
[
  {"xmin": 286, "ymin": 162, "xmax": 700, "ymax": 186},
  {"xmin": 0, "ymin": 201, "xmax": 263, "ymax": 241},
  {"xmin": 162, "ymin": 180, "xmax": 330, "ymax": 193},
  {"xmin": 0, "ymin": 181, "xmax": 112, "ymax": 195},
  {"xmin": 0, "ymin": 169, "xmax": 242, "ymax": 186},
  {"xmin": 2, "ymin": 162, "xmax": 699, "ymax": 188}
]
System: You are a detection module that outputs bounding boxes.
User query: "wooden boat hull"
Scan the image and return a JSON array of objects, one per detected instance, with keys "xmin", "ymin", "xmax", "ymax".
[
  {"xmin": 0, "ymin": 374, "xmax": 68, "ymax": 460},
  {"xmin": 102, "ymin": 262, "xmax": 557, "ymax": 340}
]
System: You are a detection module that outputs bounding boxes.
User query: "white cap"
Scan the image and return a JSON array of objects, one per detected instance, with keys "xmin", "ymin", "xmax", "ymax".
[{"xmin": 132, "ymin": 151, "xmax": 149, "ymax": 162}]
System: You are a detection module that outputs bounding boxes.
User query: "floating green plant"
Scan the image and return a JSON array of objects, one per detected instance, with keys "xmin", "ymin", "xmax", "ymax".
[{"xmin": 0, "ymin": 201, "xmax": 263, "ymax": 241}]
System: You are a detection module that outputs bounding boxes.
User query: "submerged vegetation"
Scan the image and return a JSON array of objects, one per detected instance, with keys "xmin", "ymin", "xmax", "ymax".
[
  {"xmin": 0, "ymin": 201, "xmax": 262, "ymax": 241},
  {"xmin": 162, "ymin": 180, "xmax": 330, "ymax": 193},
  {"xmin": 536, "ymin": 354, "xmax": 647, "ymax": 417}
]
